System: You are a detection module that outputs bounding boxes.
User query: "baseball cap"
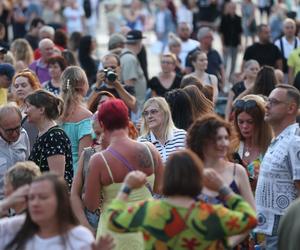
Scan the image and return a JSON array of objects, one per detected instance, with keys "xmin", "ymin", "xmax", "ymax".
[
  {"xmin": 126, "ymin": 30, "xmax": 146, "ymax": 43},
  {"xmin": 0, "ymin": 63, "xmax": 15, "ymax": 81},
  {"xmin": 108, "ymin": 33, "xmax": 126, "ymax": 50}
]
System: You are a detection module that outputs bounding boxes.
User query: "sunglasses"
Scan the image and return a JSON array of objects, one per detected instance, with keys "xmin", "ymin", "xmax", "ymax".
[
  {"xmin": 233, "ymin": 100, "xmax": 257, "ymax": 111},
  {"xmin": 142, "ymin": 109, "xmax": 159, "ymax": 117}
]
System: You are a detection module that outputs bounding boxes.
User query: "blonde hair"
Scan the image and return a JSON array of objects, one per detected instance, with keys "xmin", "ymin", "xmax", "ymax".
[
  {"xmin": 161, "ymin": 53, "xmax": 177, "ymax": 64},
  {"xmin": 5, "ymin": 161, "xmax": 41, "ymax": 190},
  {"xmin": 60, "ymin": 66, "xmax": 88, "ymax": 120},
  {"xmin": 141, "ymin": 97, "xmax": 175, "ymax": 141},
  {"xmin": 10, "ymin": 39, "xmax": 34, "ymax": 66}
]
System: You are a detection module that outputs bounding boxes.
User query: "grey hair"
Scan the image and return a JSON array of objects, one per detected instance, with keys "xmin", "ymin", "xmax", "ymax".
[
  {"xmin": 197, "ymin": 27, "xmax": 212, "ymax": 41},
  {"xmin": 0, "ymin": 102, "xmax": 22, "ymax": 124},
  {"xmin": 39, "ymin": 25, "xmax": 55, "ymax": 36},
  {"xmin": 244, "ymin": 59, "xmax": 260, "ymax": 70}
]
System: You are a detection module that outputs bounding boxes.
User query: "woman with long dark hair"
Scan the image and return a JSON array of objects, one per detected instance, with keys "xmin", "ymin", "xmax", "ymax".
[{"xmin": 78, "ymin": 35, "xmax": 98, "ymax": 86}]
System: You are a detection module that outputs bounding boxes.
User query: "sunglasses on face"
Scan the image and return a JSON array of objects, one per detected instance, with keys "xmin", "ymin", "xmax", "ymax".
[{"xmin": 233, "ymin": 100, "xmax": 257, "ymax": 111}]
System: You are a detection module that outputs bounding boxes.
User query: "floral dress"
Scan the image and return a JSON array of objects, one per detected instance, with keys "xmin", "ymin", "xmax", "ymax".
[{"xmin": 28, "ymin": 126, "xmax": 73, "ymax": 189}]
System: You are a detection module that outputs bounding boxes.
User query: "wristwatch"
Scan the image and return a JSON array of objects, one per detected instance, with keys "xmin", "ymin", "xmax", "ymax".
[{"xmin": 121, "ymin": 184, "xmax": 132, "ymax": 195}]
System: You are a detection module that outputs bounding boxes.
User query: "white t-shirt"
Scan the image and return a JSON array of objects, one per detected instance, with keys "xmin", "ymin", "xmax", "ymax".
[
  {"xmin": 179, "ymin": 39, "xmax": 200, "ymax": 68},
  {"xmin": 63, "ymin": 6, "xmax": 85, "ymax": 34},
  {"xmin": 274, "ymin": 36, "xmax": 300, "ymax": 59},
  {"xmin": 0, "ymin": 215, "xmax": 95, "ymax": 250}
]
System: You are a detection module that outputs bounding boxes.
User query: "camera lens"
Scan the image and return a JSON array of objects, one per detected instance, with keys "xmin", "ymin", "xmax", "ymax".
[{"xmin": 106, "ymin": 70, "xmax": 117, "ymax": 82}]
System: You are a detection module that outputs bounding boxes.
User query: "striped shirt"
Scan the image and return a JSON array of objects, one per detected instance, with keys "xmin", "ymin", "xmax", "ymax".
[{"xmin": 138, "ymin": 128, "xmax": 186, "ymax": 163}]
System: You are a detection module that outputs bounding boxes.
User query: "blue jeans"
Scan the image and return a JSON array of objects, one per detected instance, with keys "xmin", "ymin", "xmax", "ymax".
[{"xmin": 265, "ymin": 235, "xmax": 278, "ymax": 250}]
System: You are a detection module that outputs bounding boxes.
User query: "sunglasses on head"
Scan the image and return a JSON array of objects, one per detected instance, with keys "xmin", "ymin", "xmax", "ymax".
[{"xmin": 233, "ymin": 99, "xmax": 257, "ymax": 111}]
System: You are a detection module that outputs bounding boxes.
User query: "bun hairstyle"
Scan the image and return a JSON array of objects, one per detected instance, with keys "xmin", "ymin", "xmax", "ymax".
[{"xmin": 25, "ymin": 89, "xmax": 64, "ymax": 120}]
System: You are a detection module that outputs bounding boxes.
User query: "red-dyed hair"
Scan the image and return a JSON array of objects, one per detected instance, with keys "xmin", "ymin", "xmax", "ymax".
[{"xmin": 98, "ymin": 99, "xmax": 129, "ymax": 131}]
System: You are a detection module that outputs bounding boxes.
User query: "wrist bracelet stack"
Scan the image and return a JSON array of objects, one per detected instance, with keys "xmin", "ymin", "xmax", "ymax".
[
  {"xmin": 218, "ymin": 186, "xmax": 232, "ymax": 197},
  {"xmin": 121, "ymin": 184, "xmax": 132, "ymax": 195}
]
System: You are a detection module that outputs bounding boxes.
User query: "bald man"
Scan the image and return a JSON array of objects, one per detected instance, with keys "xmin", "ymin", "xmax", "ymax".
[{"xmin": 29, "ymin": 38, "xmax": 55, "ymax": 84}]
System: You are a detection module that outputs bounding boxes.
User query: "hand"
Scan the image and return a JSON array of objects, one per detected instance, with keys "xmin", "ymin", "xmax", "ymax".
[
  {"xmin": 203, "ymin": 169, "xmax": 224, "ymax": 192},
  {"xmin": 4, "ymin": 184, "xmax": 30, "ymax": 209},
  {"xmin": 91, "ymin": 234, "xmax": 115, "ymax": 250},
  {"xmin": 124, "ymin": 171, "xmax": 147, "ymax": 189},
  {"xmin": 96, "ymin": 71, "xmax": 106, "ymax": 87}
]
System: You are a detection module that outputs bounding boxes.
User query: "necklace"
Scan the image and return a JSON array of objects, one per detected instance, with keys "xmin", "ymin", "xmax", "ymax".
[{"xmin": 244, "ymin": 145, "xmax": 251, "ymax": 157}]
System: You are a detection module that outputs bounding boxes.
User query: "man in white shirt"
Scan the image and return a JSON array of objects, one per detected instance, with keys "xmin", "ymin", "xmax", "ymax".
[
  {"xmin": 176, "ymin": 22, "xmax": 199, "ymax": 68},
  {"xmin": 274, "ymin": 18, "xmax": 300, "ymax": 82},
  {"xmin": 255, "ymin": 84, "xmax": 300, "ymax": 250},
  {"xmin": 0, "ymin": 104, "xmax": 30, "ymax": 200}
]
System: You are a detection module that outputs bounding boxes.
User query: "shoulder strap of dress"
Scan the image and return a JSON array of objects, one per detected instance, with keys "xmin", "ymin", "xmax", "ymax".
[
  {"xmin": 143, "ymin": 143, "xmax": 155, "ymax": 170},
  {"xmin": 233, "ymin": 163, "xmax": 237, "ymax": 178},
  {"xmin": 99, "ymin": 152, "xmax": 115, "ymax": 183}
]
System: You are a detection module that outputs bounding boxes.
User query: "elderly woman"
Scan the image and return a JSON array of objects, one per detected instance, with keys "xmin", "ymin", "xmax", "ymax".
[
  {"xmin": 138, "ymin": 97, "xmax": 186, "ymax": 163},
  {"xmin": 107, "ymin": 150, "xmax": 257, "ymax": 249}
]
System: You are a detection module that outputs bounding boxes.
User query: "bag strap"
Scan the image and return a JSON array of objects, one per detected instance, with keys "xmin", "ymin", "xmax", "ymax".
[{"xmin": 279, "ymin": 37, "xmax": 285, "ymax": 58}]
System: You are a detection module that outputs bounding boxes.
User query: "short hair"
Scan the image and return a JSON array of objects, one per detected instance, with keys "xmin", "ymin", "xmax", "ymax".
[
  {"xmin": 257, "ymin": 24, "xmax": 269, "ymax": 33},
  {"xmin": 47, "ymin": 55, "xmax": 67, "ymax": 71},
  {"xmin": 243, "ymin": 59, "xmax": 260, "ymax": 71},
  {"xmin": 29, "ymin": 17, "xmax": 45, "ymax": 30},
  {"xmin": 197, "ymin": 26, "xmax": 212, "ymax": 41},
  {"xmin": 38, "ymin": 38, "xmax": 54, "ymax": 50},
  {"xmin": 54, "ymin": 29, "xmax": 68, "ymax": 49},
  {"xmin": 168, "ymin": 32, "xmax": 181, "ymax": 47},
  {"xmin": 187, "ymin": 114, "xmax": 232, "ymax": 160},
  {"xmin": 141, "ymin": 97, "xmax": 175, "ymax": 141},
  {"xmin": 283, "ymin": 18, "xmax": 296, "ymax": 28},
  {"xmin": 25, "ymin": 89, "xmax": 64, "ymax": 120},
  {"xmin": 0, "ymin": 103, "xmax": 22, "ymax": 124},
  {"xmin": 98, "ymin": 99, "xmax": 129, "ymax": 131},
  {"xmin": 39, "ymin": 25, "xmax": 55, "ymax": 37},
  {"xmin": 163, "ymin": 150, "xmax": 203, "ymax": 197},
  {"xmin": 5, "ymin": 161, "xmax": 41, "ymax": 190},
  {"xmin": 102, "ymin": 53, "xmax": 120, "ymax": 66},
  {"xmin": 276, "ymin": 84, "xmax": 300, "ymax": 109},
  {"xmin": 161, "ymin": 53, "xmax": 177, "ymax": 64}
]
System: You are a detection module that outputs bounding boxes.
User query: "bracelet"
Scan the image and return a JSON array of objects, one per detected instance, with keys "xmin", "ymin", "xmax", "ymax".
[
  {"xmin": 121, "ymin": 184, "xmax": 132, "ymax": 195},
  {"xmin": 218, "ymin": 186, "xmax": 232, "ymax": 197}
]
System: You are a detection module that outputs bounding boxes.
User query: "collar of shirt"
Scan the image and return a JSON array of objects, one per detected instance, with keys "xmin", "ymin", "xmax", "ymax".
[
  {"xmin": 149, "ymin": 129, "xmax": 175, "ymax": 144},
  {"xmin": 36, "ymin": 59, "xmax": 47, "ymax": 69},
  {"xmin": 270, "ymin": 123, "xmax": 299, "ymax": 146}
]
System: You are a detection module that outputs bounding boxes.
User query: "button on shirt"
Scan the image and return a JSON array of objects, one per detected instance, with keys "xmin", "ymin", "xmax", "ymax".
[
  {"xmin": 0, "ymin": 128, "xmax": 30, "ymax": 199},
  {"xmin": 138, "ymin": 128, "xmax": 186, "ymax": 163},
  {"xmin": 255, "ymin": 123, "xmax": 300, "ymax": 235}
]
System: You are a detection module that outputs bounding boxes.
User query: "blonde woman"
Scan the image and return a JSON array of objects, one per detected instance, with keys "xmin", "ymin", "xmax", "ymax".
[
  {"xmin": 138, "ymin": 97, "xmax": 186, "ymax": 163},
  {"xmin": 10, "ymin": 39, "xmax": 34, "ymax": 72},
  {"xmin": 60, "ymin": 66, "xmax": 93, "ymax": 174}
]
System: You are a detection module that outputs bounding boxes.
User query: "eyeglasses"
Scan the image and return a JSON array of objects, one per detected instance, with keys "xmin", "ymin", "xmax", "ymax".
[
  {"xmin": 1, "ymin": 125, "xmax": 21, "ymax": 135},
  {"xmin": 161, "ymin": 61, "xmax": 174, "ymax": 65},
  {"xmin": 266, "ymin": 98, "xmax": 288, "ymax": 107},
  {"xmin": 233, "ymin": 100, "xmax": 257, "ymax": 111},
  {"xmin": 142, "ymin": 109, "xmax": 159, "ymax": 117}
]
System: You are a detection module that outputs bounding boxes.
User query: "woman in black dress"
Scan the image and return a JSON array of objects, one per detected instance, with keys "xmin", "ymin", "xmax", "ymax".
[
  {"xmin": 25, "ymin": 89, "xmax": 73, "ymax": 189},
  {"xmin": 149, "ymin": 53, "xmax": 182, "ymax": 97}
]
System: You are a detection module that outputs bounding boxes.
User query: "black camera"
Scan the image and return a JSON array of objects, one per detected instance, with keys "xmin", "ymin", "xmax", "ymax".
[{"xmin": 103, "ymin": 69, "xmax": 117, "ymax": 82}]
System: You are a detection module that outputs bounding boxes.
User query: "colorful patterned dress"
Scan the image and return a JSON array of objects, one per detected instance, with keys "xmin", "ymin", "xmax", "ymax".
[{"xmin": 107, "ymin": 194, "xmax": 257, "ymax": 250}]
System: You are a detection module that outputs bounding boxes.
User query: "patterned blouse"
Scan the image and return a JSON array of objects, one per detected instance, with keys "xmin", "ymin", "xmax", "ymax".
[
  {"xmin": 28, "ymin": 126, "xmax": 73, "ymax": 189},
  {"xmin": 107, "ymin": 194, "xmax": 257, "ymax": 250}
]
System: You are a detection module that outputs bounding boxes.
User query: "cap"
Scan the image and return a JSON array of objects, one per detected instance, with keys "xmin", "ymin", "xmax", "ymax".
[
  {"xmin": 0, "ymin": 46, "xmax": 7, "ymax": 54},
  {"xmin": 126, "ymin": 30, "xmax": 146, "ymax": 43},
  {"xmin": 108, "ymin": 33, "xmax": 126, "ymax": 50},
  {"xmin": 0, "ymin": 63, "xmax": 15, "ymax": 80}
]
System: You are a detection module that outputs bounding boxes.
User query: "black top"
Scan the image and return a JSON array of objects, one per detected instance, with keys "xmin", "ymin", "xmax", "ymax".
[
  {"xmin": 95, "ymin": 83, "xmax": 135, "ymax": 99},
  {"xmin": 243, "ymin": 42, "xmax": 282, "ymax": 67},
  {"xmin": 185, "ymin": 47, "xmax": 223, "ymax": 78},
  {"xmin": 44, "ymin": 80, "xmax": 60, "ymax": 96},
  {"xmin": 149, "ymin": 75, "xmax": 182, "ymax": 97},
  {"xmin": 219, "ymin": 14, "xmax": 242, "ymax": 46},
  {"xmin": 28, "ymin": 126, "xmax": 73, "ymax": 189},
  {"xmin": 25, "ymin": 34, "xmax": 39, "ymax": 50},
  {"xmin": 231, "ymin": 81, "xmax": 246, "ymax": 99}
]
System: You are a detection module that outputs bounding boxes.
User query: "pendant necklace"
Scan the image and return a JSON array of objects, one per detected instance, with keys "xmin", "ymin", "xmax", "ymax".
[{"xmin": 244, "ymin": 146, "xmax": 251, "ymax": 157}]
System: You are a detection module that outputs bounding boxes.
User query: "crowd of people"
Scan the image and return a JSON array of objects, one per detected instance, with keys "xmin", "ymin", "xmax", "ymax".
[{"xmin": 1, "ymin": 0, "xmax": 300, "ymax": 250}]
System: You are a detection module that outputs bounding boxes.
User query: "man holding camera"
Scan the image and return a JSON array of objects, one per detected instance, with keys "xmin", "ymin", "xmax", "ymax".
[{"xmin": 94, "ymin": 53, "xmax": 136, "ymax": 111}]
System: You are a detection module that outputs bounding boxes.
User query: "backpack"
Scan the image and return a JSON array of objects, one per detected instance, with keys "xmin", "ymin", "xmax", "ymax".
[
  {"xmin": 278, "ymin": 37, "xmax": 298, "ymax": 73},
  {"xmin": 83, "ymin": 0, "xmax": 92, "ymax": 18}
]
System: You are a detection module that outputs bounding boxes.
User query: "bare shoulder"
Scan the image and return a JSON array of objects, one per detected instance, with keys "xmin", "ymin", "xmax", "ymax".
[
  {"xmin": 234, "ymin": 163, "xmax": 248, "ymax": 178},
  {"xmin": 136, "ymin": 142, "xmax": 158, "ymax": 169},
  {"xmin": 67, "ymin": 105, "xmax": 93, "ymax": 122}
]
